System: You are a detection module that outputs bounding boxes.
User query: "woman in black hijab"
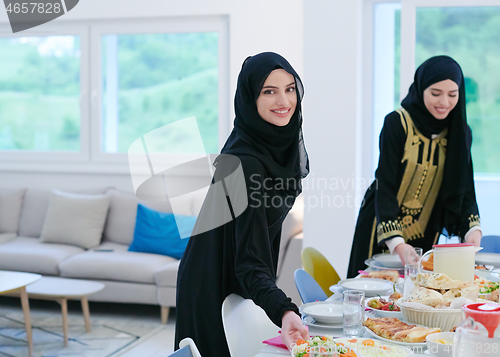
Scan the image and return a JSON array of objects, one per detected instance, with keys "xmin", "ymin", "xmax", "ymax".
[
  {"xmin": 347, "ymin": 55, "xmax": 481, "ymax": 278},
  {"xmin": 174, "ymin": 52, "xmax": 309, "ymax": 356}
]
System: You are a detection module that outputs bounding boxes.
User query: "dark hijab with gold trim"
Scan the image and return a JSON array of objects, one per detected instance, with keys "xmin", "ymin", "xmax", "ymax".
[{"xmin": 401, "ymin": 55, "xmax": 473, "ymax": 235}]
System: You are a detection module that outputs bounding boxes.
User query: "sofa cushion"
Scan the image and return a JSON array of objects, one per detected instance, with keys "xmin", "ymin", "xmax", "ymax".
[
  {"xmin": 0, "ymin": 233, "xmax": 16, "ymax": 245},
  {"xmin": 154, "ymin": 261, "xmax": 181, "ymax": 287},
  {"xmin": 59, "ymin": 242, "xmax": 178, "ymax": 284},
  {"xmin": 103, "ymin": 189, "xmax": 172, "ymax": 245},
  {"xmin": 0, "ymin": 236, "xmax": 84, "ymax": 275},
  {"xmin": 40, "ymin": 190, "xmax": 110, "ymax": 249},
  {"xmin": 19, "ymin": 188, "xmax": 111, "ymax": 238},
  {"xmin": 128, "ymin": 204, "xmax": 195, "ymax": 259},
  {"xmin": 0, "ymin": 188, "xmax": 26, "ymax": 233}
]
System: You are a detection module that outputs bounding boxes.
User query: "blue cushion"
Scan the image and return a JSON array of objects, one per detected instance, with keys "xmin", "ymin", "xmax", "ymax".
[{"xmin": 128, "ymin": 204, "xmax": 197, "ymax": 259}]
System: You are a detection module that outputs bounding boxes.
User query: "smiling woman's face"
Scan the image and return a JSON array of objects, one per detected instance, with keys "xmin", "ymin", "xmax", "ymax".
[
  {"xmin": 256, "ymin": 69, "xmax": 297, "ymax": 126},
  {"xmin": 423, "ymin": 79, "xmax": 459, "ymax": 120}
]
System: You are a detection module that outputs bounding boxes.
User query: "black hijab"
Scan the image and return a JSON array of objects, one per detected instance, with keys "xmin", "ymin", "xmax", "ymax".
[
  {"xmin": 402, "ymin": 55, "xmax": 473, "ymax": 234},
  {"xmin": 217, "ymin": 52, "xmax": 309, "ymax": 196}
]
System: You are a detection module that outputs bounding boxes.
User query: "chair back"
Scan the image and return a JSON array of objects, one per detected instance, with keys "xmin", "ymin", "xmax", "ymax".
[
  {"xmin": 177, "ymin": 337, "xmax": 202, "ymax": 357},
  {"xmin": 480, "ymin": 235, "xmax": 500, "ymax": 253},
  {"xmin": 294, "ymin": 269, "xmax": 328, "ymax": 303},
  {"xmin": 222, "ymin": 294, "xmax": 279, "ymax": 357},
  {"xmin": 301, "ymin": 246, "xmax": 340, "ymax": 297},
  {"xmin": 168, "ymin": 346, "xmax": 193, "ymax": 357}
]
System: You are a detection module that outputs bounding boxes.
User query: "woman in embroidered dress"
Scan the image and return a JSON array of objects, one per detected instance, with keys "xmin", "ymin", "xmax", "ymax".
[{"xmin": 347, "ymin": 55, "xmax": 481, "ymax": 278}]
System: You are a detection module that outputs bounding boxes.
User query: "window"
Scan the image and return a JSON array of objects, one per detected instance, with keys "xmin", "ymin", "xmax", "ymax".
[
  {"xmin": 0, "ymin": 35, "xmax": 81, "ymax": 152},
  {"xmin": 368, "ymin": 0, "xmax": 500, "ymax": 236},
  {"xmin": 0, "ymin": 17, "xmax": 228, "ymax": 166}
]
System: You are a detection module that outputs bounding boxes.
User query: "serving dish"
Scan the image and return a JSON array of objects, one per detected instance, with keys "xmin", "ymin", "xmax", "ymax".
[
  {"xmin": 373, "ymin": 253, "xmax": 404, "ymax": 268},
  {"xmin": 475, "ymin": 253, "xmax": 500, "ymax": 268},
  {"xmin": 337, "ymin": 278, "xmax": 394, "ymax": 297},
  {"xmin": 363, "ymin": 325, "xmax": 428, "ymax": 349},
  {"xmin": 364, "ymin": 258, "xmax": 405, "ymax": 273},
  {"xmin": 302, "ymin": 315, "xmax": 343, "ymax": 329},
  {"xmin": 299, "ymin": 301, "xmax": 343, "ymax": 324}
]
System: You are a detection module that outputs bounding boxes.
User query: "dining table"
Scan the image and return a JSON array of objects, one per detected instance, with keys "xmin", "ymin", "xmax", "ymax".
[{"xmin": 254, "ymin": 274, "xmax": 409, "ymax": 356}]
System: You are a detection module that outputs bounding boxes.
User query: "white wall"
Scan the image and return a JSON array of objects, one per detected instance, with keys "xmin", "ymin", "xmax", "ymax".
[
  {"xmin": 303, "ymin": 0, "xmax": 365, "ymax": 279},
  {"xmin": 0, "ymin": 0, "xmax": 304, "ymax": 192}
]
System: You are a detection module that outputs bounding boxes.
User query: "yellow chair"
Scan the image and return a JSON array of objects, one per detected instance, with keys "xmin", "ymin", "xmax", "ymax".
[{"xmin": 301, "ymin": 247, "xmax": 341, "ymax": 297}]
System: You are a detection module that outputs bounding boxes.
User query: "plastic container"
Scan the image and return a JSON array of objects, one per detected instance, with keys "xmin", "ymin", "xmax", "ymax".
[{"xmin": 420, "ymin": 243, "xmax": 481, "ymax": 282}]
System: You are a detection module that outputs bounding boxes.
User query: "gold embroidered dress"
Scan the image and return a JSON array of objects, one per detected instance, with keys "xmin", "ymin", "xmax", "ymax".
[{"xmin": 347, "ymin": 109, "xmax": 480, "ymax": 278}]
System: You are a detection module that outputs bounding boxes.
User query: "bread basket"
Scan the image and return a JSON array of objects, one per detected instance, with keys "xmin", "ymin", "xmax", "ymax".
[{"xmin": 396, "ymin": 298, "xmax": 464, "ymax": 332}]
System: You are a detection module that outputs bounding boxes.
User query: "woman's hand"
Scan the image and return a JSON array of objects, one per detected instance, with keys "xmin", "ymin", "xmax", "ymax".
[
  {"xmin": 281, "ymin": 310, "xmax": 309, "ymax": 350},
  {"xmin": 394, "ymin": 242, "xmax": 416, "ymax": 266},
  {"xmin": 466, "ymin": 230, "xmax": 482, "ymax": 247}
]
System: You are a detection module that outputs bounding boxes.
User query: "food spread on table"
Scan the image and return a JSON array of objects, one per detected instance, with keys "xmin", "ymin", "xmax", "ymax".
[
  {"xmin": 434, "ymin": 338, "xmax": 453, "ymax": 345},
  {"xmin": 474, "ymin": 275, "xmax": 500, "ymax": 303},
  {"xmin": 291, "ymin": 335, "xmax": 357, "ymax": 357},
  {"xmin": 364, "ymin": 317, "xmax": 441, "ymax": 343},
  {"xmin": 367, "ymin": 293, "xmax": 402, "ymax": 311},
  {"xmin": 405, "ymin": 272, "xmax": 479, "ymax": 308},
  {"xmin": 359, "ymin": 270, "xmax": 400, "ymax": 283},
  {"xmin": 334, "ymin": 338, "xmax": 410, "ymax": 357},
  {"xmin": 421, "ymin": 252, "xmax": 434, "ymax": 271}
]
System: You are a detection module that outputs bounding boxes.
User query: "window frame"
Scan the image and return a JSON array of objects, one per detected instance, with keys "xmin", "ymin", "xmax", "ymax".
[
  {"xmin": 0, "ymin": 16, "xmax": 229, "ymax": 174},
  {"xmin": 0, "ymin": 22, "xmax": 90, "ymax": 163},
  {"xmin": 89, "ymin": 16, "xmax": 229, "ymax": 165}
]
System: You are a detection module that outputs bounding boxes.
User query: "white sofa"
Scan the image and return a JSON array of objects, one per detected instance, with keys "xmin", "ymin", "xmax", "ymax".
[{"xmin": 0, "ymin": 187, "xmax": 304, "ymax": 322}]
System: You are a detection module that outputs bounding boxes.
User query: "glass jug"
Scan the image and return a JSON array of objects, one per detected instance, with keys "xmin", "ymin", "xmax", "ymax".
[{"xmin": 453, "ymin": 303, "xmax": 500, "ymax": 357}]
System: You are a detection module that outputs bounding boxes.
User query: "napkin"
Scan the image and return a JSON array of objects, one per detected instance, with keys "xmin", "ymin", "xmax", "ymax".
[
  {"xmin": 262, "ymin": 326, "xmax": 310, "ymax": 351},
  {"xmin": 262, "ymin": 335, "xmax": 288, "ymax": 350},
  {"xmin": 403, "ymin": 276, "xmax": 416, "ymax": 300}
]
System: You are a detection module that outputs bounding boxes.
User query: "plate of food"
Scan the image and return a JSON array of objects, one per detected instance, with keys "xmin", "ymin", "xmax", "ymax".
[
  {"xmin": 365, "ymin": 293, "xmax": 404, "ymax": 318},
  {"xmin": 302, "ymin": 315, "xmax": 343, "ymax": 329},
  {"xmin": 291, "ymin": 335, "xmax": 358, "ymax": 357},
  {"xmin": 476, "ymin": 253, "xmax": 500, "ymax": 268},
  {"xmin": 299, "ymin": 301, "xmax": 343, "ymax": 324},
  {"xmin": 364, "ymin": 317, "xmax": 440, "ymax": 349},
  {"xmin": 358, "ymin": 270, "xmax": 402, "ymax": 283},
  {"xmin": 334, "ymin": 337, "xmax": 413, "ymax": 356},
  {"xmin": 372, "ymin": 253, "xmax": 404, "ymax": 268},
  {"xmin": 337, "ymin": 278, "xmax": 394, "ymax": 297}
]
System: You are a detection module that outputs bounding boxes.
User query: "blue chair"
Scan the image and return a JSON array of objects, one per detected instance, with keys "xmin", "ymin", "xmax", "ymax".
[
  {"xmin": 294, "ymin": 269, "xmax": 328, "ymax": 304},
  {"xmin": 480, "ymin": 235, "xmax": 500, "ymax": 253}
]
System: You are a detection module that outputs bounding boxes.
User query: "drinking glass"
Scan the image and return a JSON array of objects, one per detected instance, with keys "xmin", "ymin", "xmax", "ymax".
[
  {"xmin": 404, "ymin": 247, "xmax": 423, "ymax": 266},
  {"xmin": 343, "ymin": 290, "xmax": 365, "ymax": 337},
  {"xmin": 404, "ymin": 247, "xmax": 423, "ymax": 283}
]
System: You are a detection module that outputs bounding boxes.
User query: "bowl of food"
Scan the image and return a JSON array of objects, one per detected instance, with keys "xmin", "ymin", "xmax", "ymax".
[
  {"xmin": 365, "ymin": 293, "xmax": 403, "ymax": 318},
  {"xmin": 291, "ymin": 335, "xmax": 357, "ymax": 357},
  {"xmin": 426, "ymin": 332, "xmax": 455, "ymax": 357},
  {"xmin": 396, "ymin": 298, "xmax": 463, "ymax": 332}
]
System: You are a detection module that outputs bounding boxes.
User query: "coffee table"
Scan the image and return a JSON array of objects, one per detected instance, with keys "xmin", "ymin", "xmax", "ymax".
[
  {"xmin": 0, "ymin": 270, "xmax": 42, "ymax": 357},
  {"xmin": 24, "ymin": 277, "xmax": 105, "ymax": 347}
]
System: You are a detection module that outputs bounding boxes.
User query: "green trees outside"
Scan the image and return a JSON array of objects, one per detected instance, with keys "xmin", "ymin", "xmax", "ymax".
[
  {"xmin": 0, "ymin": 32, "xmax": 218, "ymax": 153},
  {"xmin": 392, "ymin": 7, "xmax": 500, "ymax": 174},
  {"xmin": 415, "ymin": 7, "xmax": 500, "ymax": 174}
]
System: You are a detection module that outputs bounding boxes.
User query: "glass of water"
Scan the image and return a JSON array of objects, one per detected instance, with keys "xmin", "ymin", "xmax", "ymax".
[{"xmin": 343, "ymin": 290, "xmax": 365, "ymax": 337}]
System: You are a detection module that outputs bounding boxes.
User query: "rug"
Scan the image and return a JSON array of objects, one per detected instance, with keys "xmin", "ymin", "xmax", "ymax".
[{"xmin": 0, "ymin": 310, "xmax": 166, "ymax": 357}]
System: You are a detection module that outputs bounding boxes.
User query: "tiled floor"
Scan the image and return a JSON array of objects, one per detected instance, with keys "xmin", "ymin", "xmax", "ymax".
[{"xmin": 0, "ymin": 296, "xmax": 175, "ymax": 357}]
